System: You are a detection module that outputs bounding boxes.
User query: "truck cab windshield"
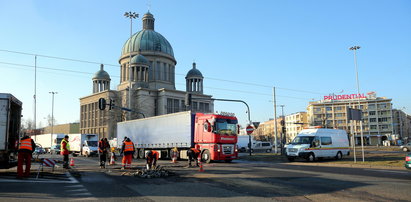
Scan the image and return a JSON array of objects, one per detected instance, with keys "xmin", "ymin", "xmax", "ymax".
[
  {"xmin": 215, "ymin": 118, "xmax": 238, "ymax": 136},
  {"xmin": 291, "ymin": 136, "xmax": 314, "ymax": 145},
  {"xmin": 86, "ymin": 141, "xmax": 98, "ymax": 147}
]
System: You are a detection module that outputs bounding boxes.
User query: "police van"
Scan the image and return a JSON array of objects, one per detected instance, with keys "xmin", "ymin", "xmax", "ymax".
[{"xmin": 286, "ymin": 128, "xmax": 350, "ymax": 162}]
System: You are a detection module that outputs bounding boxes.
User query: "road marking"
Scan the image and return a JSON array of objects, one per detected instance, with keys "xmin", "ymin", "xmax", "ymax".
[
  {"xmin": 69, "ymin": 197, "xmax": 98, "ymax": 201},
  {"xmin": 368, "ymin": 169, "xmax": 409, "ymax": 174},
  {"xmin": 67, "ymin": 188, "xmax": 88, "ymax": 192},
  {"xmin": 0, "ymin": 172, "xmax": 79, "ymax": 184}
]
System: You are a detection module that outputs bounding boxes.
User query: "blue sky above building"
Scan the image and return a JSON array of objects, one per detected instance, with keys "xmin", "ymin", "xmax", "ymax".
[{"xmin": 0, "ymin": 0, "xmax": 410, "ymax": 126}]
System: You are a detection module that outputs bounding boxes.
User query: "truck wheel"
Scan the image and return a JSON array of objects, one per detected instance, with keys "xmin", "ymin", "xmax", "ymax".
[
  {"xmin": 287, "ymin": 157, "xmax": 295, "ymax": 162},
  {"xmin": 224, "ymin": 159, "xmax": 232, "ymax": 163},
  {"xmin": 138, "ymin": 149, "xmax": 145, "ymax": 159},
  {"xmin": 201, "ymin": 149, "xmax": 211, "ymax": 164},
  {"xmin": 133, "ymin": 151, "xmax": 138, "ymax": 159},
  {"xmin": 335, "ymin": 151, "xmax": 343, "ymax": 160},
  {"xmin": 266, "ymin": 149, "xmax": 272, "ymax": 153},
  {"xmin": 306, "ymin": 153, "xmax": 315, "ymax": 162}
]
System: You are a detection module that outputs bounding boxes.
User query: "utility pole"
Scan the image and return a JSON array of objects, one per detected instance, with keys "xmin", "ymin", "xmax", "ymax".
[
  {"xmin": 124, "ymin": 11, "xmax": 138, "ymax": 120},
  {"xmin": 33, "ymin": 55, "xmax": 37, "ymax": 141},
  {"xmin": 349, "ymin": 45, "xmax": 365, "ymax": 162},
  {"xmin": 272, "ymin": 87, "xmax": 278, "ymax": 153},
  {"xmin": 279, "ymin": 105, "xmax": 285, "ymax": 155},
  {"xmin": 49, "ymin": 91, "xmax": 57, "ymax": 148}
]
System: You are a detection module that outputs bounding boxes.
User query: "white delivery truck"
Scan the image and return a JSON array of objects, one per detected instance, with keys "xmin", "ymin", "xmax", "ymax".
[
  {"xmin": 237, "ymin": 136, "xmax": 272, "ymax": 153},
  {"xmin": 68, "ymin": 134, "xmax": 99, "ymax": 157},
  {"xmin": 237, "ymin": 135, "xmax": 252, "ymax": 152},
  {"xmin": 33, "ymin": 133, "xmax": 65, "ymax": 151},
  {"xmin": 0, "ymin": 93, "xmax": 22, "ymax": 168},
  {"xmin": 286, "ymin": 128, "xmax": 350, "ymax": 162}
]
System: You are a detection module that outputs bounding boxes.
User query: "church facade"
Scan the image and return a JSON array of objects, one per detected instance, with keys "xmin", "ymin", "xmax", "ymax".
[{"xmin": 79, "ymin": 12, "xmax": 214, "ymax": 139}]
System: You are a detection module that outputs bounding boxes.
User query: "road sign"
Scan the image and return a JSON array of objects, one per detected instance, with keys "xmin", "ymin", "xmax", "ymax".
[{"xmin": 246, "ymin": 125, "xmax": 254, "ymax": 135}]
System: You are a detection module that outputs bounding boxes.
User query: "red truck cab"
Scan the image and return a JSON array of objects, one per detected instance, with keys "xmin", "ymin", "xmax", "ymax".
[{"xmin": 194, "ymin": 112, "xmax": 238, "ymax": 163}]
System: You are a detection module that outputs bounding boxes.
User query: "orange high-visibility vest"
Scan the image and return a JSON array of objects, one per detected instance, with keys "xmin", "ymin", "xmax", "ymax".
[
  {"xmin": 124, "ymin": 141, "xmax": 134, "ymax": 152},
  {"xmin": 190, "ymin": 148, "xmax": 200, "ymax": 154},
  {"xmin": 151, "ymin": 150, "xmax": 159, "ymax": 160},
  {"xmin": 19, "ymin": 138, "xmax": 33, "ymax": 151}
]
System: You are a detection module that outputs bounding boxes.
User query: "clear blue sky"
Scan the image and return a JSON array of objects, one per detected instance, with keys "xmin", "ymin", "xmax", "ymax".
[{"xmin": 0, "ymin": 0, "xmax": 410, "ymax": 127}]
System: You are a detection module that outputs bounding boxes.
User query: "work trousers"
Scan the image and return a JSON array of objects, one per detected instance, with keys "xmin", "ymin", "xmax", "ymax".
[
  {"xmin": 99, "ymin": 152, "xmax": 107, "ymax": 167},
  {"xmin": 17, "ymin": 151, "xmax": 32, "ymax": 177},
  {"xmin": 122, "ymin": 154, "xmax": 132, "ymax": 168},
  {"xmin": 146, "ymin": 158, "xmax": 157, "ymax": 169},
  {"xmin": 63, "ymin": 154, "xmax": 69, "ymax": 168},
  {"xmin": 187, "ymin": 150, "xmax": 199, "ymax": 167}
]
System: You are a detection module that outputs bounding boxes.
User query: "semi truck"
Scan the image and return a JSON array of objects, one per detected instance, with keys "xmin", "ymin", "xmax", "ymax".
[
  {"xmin": 68, "ymin": 134, "xmax": 99, "ymax": 157},
  {"xmin": 117, "ymin": 111, "xmax": 239, "ymax": 163},
  {"xmin": 0, "ymin": 93, "xmax": 22, "ymax": 168}
]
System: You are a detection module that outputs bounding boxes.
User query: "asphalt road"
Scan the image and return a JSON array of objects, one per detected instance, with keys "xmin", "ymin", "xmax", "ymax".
[{"xmin": 0, "ymin": 154, "xmax": 409, "ymax": 201}]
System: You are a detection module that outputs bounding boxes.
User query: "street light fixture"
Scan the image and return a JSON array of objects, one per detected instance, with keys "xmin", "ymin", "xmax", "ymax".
[
  {"xmin": 349, "ymin": 45, "xmax": 365, "ymax": 162},
  {"xmin": 49, "ymin": 91, "xmax": 57, "ymax": 149},
  {"xmin": 124, "ymin": 11, "xmax": 138, "ymax": 121}
]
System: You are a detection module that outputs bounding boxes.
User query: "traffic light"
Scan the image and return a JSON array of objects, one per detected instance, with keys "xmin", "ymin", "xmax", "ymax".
[
  {"xmin": 109, "ymin": 99, "xmax": 114, "ymax": 110},
  {"xmin": 282, "ymin": 126, "xmax": 286, "ymax": 134},
  {"xmin": 98, "ymin": 98, "xmax": 106, "ymax": 110},
  {"xmin": 185, "ymin": 93, "xmax": 192, "ymax": 106}
]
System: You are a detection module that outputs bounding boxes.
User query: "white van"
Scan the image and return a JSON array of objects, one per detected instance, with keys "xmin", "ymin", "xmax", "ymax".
[
  {"xmin": 286, "ymin": 128, "xmax": 350, "ymax": 162},
  {"xmin": 251, "ymin": 141, "xmax": 272, "ymax": 153}
]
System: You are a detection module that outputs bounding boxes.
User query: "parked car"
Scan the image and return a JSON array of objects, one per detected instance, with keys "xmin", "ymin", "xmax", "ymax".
[
  {"xmin": 400, "ymin": 142, "xmax": 411, "ymax": 152},
  {"xmin": 33, "ymin": 147, "xmax": 46, "ymax": 155},
  {"xmin": 405, "ymin": 153, "xmax": 411, "ymax": 170},
  {"xmin": 50, "ymin": 145, "xmax": 61, "ymax": 155}
]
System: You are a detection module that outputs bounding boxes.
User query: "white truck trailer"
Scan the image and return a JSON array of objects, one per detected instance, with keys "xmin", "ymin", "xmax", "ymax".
[
  {"xmin": 33, "ymin": 133, "xmax": 65, "ymax": 150},
  {"xmin": 68, "ymin": 134, "xmax": 99, "ymax": 157},
  {"xmin": 0, "ymin": 93, "xmax": 22, "ymax": 168}
]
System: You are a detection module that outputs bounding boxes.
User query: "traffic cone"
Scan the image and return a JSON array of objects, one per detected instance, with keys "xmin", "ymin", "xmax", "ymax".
[
  {"xmin": 198, "ymin": 157, "xmax": 204, "ymax": 172},
  {"xmin": 70, "ymin": 158, "xmax": 75, "ymax": 167},
  {"xmin": 109, "ymin": 153, "xmax": 116, "ymax": 165}
]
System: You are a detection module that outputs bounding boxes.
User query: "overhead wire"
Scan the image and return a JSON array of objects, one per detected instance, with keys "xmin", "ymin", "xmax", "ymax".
[{"xmin": 0, "ymin": 49, "xmax": 325, "ymax": 99}]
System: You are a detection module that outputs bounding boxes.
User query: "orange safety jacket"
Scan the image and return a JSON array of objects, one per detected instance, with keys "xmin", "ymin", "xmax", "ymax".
[
  {"xmin": 190, "ymin": 148, "xmax": 201, "ymax": 155},
  {"xmin": 124, "ymin": 141, "xmax": 134, "ymax": 152},
  {"xmin": 147, "ymin": 150, "xmax": 159, "ymax": 162},
  {"xmin": 19, "ymin": 138, "xmax": 33, "ymax": 151}
]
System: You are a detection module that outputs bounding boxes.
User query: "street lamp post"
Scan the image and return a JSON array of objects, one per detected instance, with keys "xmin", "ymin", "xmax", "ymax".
[
  {"xmin": 349, "ymin": 45, "xmax": 365, "ymax": 162},
  {"xmin": 124, "ymin": 11, "xmax": 138, "ymax": 121},
  {"xmin": 49, "ymin": 91, "xmax": 57, "ymax": 149}
]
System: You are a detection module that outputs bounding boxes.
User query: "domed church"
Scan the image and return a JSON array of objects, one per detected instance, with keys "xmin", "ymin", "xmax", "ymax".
[{"xmin": 79, "ymin": 12, "xmax": 214, "ymax": 139}]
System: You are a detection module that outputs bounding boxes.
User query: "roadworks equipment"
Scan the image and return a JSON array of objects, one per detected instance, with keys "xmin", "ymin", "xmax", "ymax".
[
  {"xmin": 109, "ymin": 153, "xmax": 116, "ymax": 165},
  {"xmin": 121, "ymin": 166, "xmax": 173, "ymax": 178},
  {"xmin": 70, "ymin": 158, "xmax": 75, "ymax": 167}
]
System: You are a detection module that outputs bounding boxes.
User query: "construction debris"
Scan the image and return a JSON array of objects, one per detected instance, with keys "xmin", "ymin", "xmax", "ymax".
[{"xmin": 121, "ymin": 166, "xmax": 174, "ymax": 178}]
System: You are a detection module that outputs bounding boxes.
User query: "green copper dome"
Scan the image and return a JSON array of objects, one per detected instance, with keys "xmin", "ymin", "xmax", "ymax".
[
  {"xmin": 186, "ymin": 62, "xmax": 203, "ymax": 78},
  {"xmin": 93, "ymin": 64, "xmax": 110, "ymax": 80},
  {"xmin": 130, "ymin": 54, "xmax": 148, "ymax": 64},
  {"xmin": 122, "ymin": 12, "xmax": 174, "ymax": 57}
]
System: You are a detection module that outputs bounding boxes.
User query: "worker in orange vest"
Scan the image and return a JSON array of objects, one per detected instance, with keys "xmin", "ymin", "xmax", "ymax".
[
  {"xmin": 146, "ymin": 150, "xmax": 159, "ymax": 170},
  {"xmin": 187, "ymin": 147, "xmax": 201, "ymax": 167},
  {"xmin": 17, "ymin": 134, "xmax": 36, "ymax": 179},
  {"xmin": 121, "ymin": 138, "xmax": 135, "ymax": 169}
]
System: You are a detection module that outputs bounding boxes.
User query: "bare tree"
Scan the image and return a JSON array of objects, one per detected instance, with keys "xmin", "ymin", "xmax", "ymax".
[
  {"xmin": 46, "ymin": 114, "xmax": 57, "ymax": 126},
  {"xmin": 22, "ymin": 118, "xmax": 34, "ymax": 130}
]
